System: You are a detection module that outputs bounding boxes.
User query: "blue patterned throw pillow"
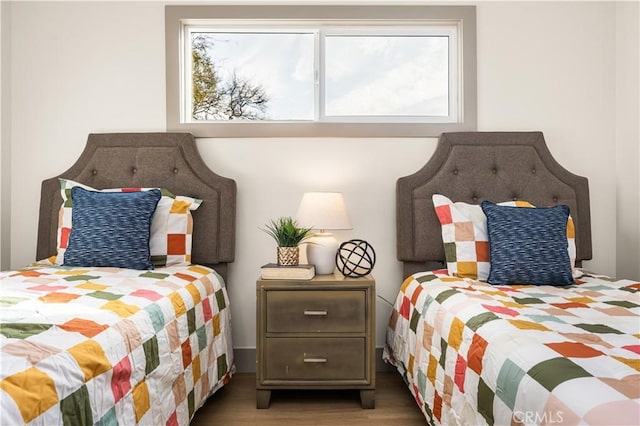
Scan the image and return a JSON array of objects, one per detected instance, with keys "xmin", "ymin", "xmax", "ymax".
[
  {"xmin": 481, "ymin": 201, "xmax": 574, "ymax": 286},
  {"xmin": 64, "ymin": 187, "xmax": 162, "ymax": 270}
]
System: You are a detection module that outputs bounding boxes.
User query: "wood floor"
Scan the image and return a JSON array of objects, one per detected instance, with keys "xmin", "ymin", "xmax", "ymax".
[{"xmin": 191, "ymin": 373, "xmax": 426, "ymax": 425}]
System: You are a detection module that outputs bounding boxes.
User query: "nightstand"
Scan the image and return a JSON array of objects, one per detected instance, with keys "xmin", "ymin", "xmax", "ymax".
[{"xmin": 256, "ymin": 274, "xmax": 376, "ymax": 409}]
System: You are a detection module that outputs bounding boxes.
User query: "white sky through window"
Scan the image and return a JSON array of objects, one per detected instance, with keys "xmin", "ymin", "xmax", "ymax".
[{"xmin": 324, "ymin": 35, "xmax": 449, "ymax": 117}]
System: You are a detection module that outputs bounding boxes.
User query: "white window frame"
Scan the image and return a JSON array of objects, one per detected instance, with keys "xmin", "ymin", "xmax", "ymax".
[{"xmin": 166, "ymin": 5, "xmax": 476, "ymax": 138}]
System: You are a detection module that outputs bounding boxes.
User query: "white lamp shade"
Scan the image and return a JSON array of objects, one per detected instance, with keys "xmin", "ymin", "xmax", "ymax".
[
  {"xmin": 296, "ymin": 192, "xmax": 352, "ymax": 275},
  {"xmin": 295, "ymin": 192, "xmax": 352, "ymax": 231}
]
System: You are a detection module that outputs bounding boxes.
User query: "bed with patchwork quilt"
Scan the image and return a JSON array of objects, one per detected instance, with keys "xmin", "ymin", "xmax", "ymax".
[
  {"xmin": 386, "ymin": 132, "xmax": 639, "ymax": 425},
  {"xmin": 0, "ymin": 262, "xmax": 233, "ymax": 425},
  {"xmin": 384, "ymin": 269, "xmax": 639, "ymax": 425},
  {"xmin": 0, "ymin": 132, "xmax": 237, "ymax": 425}
]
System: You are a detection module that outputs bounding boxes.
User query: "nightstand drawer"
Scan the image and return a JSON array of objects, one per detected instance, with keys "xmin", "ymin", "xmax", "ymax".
[
  {"xmin": 264, "ymin": 337, "xmax": 365, "ymax": 380},
  {"xmin": 266, "ymin": 290, "xmax": 365, "ymax": 333}
]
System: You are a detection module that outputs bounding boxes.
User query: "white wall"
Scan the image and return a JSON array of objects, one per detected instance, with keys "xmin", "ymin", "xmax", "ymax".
[
  {"xmin": 0, "ymin": 1, "xmax": 11, "ymax": 270},
  {"xmin": 9, "ymin": 1, "xmax": 166, "ymax": 264},
  {"xmin": 477, "ymin": 1, "xmax": 620, "ymax": 277},
  {"xmin": 615, "ymin": 1, "xmax": 640, "ymax": 280},
  {"xmin": 4, "ymin": 2, "xmax": 638, "ymax": 352},
  {"xmin": 0, "ymin": 1, "xmax": 4, "ymax": 268}
]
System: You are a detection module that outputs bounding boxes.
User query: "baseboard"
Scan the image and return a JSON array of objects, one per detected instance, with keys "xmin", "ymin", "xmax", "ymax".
[
  {"xmin": 233, "ymin": 347, "xmax": 396, "ymax": 374},
  {"xmin": 233, "ymin": 347, "xmax": 257, "ymax": 373}
]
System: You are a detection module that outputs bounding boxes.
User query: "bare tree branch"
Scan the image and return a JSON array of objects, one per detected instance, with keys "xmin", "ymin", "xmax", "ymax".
[{"xmin": 191, "ymin": 35, "xmax": 270, "ymax": 120}]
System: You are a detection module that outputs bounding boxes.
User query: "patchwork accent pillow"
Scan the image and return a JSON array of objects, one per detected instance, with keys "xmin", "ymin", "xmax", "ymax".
[
  {"xmin": 481, "ymin": 201, "xmax": 574, "ymax": 285},
  {"xmin": 56, "ymin": 179, "xmax": 202, "ymax": 267},
  {"xmin": 64, "ymin": 187, "xmax": 162, "ymax": 270},
  {"xmin": 148, "ymin": 192, "xmax": 202, "ymax": 267},
  {"xmin": 432, "ymin": 194, "xmax": 490, "ymax": 279},
  {"xmin": 432, "ymin": 194, "xmax": 577, "ymax": 280}
]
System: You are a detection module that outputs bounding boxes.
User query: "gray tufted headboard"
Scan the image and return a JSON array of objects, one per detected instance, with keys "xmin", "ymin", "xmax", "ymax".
[
  {"xmin": 36, "ymin": 133, "xmax": 236, "ymax": 281},
  {"xmin": 397, "ymin": 131, "xmax": 592, "ymax": 279}
]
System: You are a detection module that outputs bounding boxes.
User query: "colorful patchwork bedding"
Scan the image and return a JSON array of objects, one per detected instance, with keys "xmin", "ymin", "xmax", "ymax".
[
  {"xmin": 0, "ymin": 261, "xmax": 234, "ymax": 425},
  {"xmin": 384, "ymin": 270, "xmax": 640, "ymax": 425}
]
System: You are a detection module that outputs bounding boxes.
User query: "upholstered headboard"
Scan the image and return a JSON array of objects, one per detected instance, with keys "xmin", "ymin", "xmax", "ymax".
[
  {"xmin": 37, "ymin": 133, "xmax": 236, "ymax": 280},
  {"xmin": 397, "ymin": 131, "xmax": 592, "ymax": 278}
]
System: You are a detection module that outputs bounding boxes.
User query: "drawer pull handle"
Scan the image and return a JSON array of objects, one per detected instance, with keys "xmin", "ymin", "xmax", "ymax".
[
  {"xmin": 303, "ymin": 357, "xmax": 327, "ymax": 363},
  {"xmin": 303, "ymin": 309, "xmax": 327, "ymax": 316}
]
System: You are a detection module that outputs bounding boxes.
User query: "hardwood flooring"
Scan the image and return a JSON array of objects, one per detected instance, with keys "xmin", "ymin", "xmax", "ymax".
[{"xmin": 191, "ymin": 373, "xmax": 426, "ymax": 425}]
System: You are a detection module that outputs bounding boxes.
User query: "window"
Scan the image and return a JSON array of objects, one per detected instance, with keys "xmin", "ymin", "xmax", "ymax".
[{"xmin": 166, "ymin": 6, "xmax": 476, "ymax": 137}]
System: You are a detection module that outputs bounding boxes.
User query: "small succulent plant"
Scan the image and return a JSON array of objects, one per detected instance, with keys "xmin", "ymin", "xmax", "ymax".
[{"xmin": 261, "ymin": 216, "xmax": 314, "ymax": 247}]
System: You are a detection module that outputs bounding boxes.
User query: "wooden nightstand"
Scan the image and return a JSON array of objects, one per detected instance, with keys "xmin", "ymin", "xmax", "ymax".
[{"xmin": 256, "ymin": 274, "xmax": 376, "ymax": 409}]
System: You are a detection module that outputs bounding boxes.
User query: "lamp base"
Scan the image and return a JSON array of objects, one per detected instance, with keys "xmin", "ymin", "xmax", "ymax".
[{"xmin": 306, "ymin": 232, "xmax": 339, "ymax": 275}]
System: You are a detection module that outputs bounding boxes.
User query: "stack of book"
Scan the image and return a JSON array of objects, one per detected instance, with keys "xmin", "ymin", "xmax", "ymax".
[{"xmin": 260, "ymin": 263, "xmax": 315, "ymax": 280}]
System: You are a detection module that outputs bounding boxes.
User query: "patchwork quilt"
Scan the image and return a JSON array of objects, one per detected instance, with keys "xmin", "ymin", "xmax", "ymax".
[
  {"xmin": 0, "ymin": 262, "xmax": 234, "ymax": 426},
  {"xmin": 384, "ymin": 270, "xmax": 640, "ymax": 426}
]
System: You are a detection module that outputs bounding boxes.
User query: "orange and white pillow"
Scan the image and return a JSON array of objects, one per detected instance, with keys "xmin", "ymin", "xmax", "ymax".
[
  {"xmin": 55, "ymin": 179, "xmax": 201, "ymax": 267},
  {"xmin": 432, "ymin": 194, "xmax": 577, "ymax": 280}
]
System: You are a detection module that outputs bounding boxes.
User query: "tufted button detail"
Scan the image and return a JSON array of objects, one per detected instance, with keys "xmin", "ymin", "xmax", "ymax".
[
  {"xmin": 532, "ymin": 168, "xmax": 537, "ymax": 174},
  {"xmin": 132, "ymin": 167, "xmax": 137, "ymax": 174},
  {"xmin": 453, "ymin": 169, "xmax": 459, "ymax": 175},
  {"xmin": 91, "ymin": 169, "xmax": 98, "ymax": 176},
  {"xmin": 472, "ymin": 196, "xmax": 478, "ymax": 202},
  {"xmin": 491, "ymin": 168, "xmax": 497, "ymax": 174},
  {"xmin": 512, "ymin": 196, "xmax": 518, "ymax": 201},
  {"xmin": 173, "ymin": 168, "xmax": 179, "ymax": 174},
  {"xmin": 552, "ymin": 196, "xmax": 558, "ymax": 202}
]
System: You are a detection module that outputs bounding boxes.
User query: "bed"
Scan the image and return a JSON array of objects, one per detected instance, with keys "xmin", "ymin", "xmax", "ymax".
[
  {"xmin": 384, "ymin": 132, "xmax": 639, "ymax": 425},
  {"xmin": 0, "ymin": 133, "xmax": 237, "ymax": 425}
]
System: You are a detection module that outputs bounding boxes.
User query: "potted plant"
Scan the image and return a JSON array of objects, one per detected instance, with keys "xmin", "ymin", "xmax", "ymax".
[{"xmin": 262, "ymin": 216, "xmax": 313, "ymax": 266}]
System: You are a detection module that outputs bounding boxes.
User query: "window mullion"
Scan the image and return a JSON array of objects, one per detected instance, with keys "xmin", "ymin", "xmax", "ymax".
[
  {"xmin": 316, "ymin": 30, "xmax": 324, "ymax": 122},
  {"xmin": 182, "ymin": 24, "xmax": 192, "ymax": 124}
]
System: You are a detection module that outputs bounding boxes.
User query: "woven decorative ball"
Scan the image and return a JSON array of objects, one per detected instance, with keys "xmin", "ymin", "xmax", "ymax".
[{"xmin": 335, "ymin": 239, "xmax": 376, "ymax": 278}]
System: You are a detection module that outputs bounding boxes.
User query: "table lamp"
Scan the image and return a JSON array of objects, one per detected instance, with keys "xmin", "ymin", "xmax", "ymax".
[{"xmin": 296, "ymin": 192, "xmax": 353, "ymax": 275}]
